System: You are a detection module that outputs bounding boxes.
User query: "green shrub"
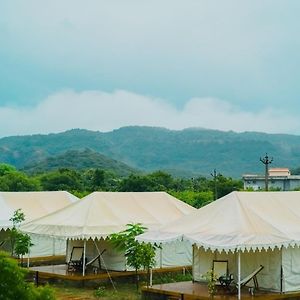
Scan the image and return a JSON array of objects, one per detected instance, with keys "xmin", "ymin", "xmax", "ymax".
[
  {"xmin": 0, "ymin": 251, "xmax": 55, "ymax": 300},
  {"xmin": 94, "ymin": 286, "xmax": 106, "ymax": 298}
]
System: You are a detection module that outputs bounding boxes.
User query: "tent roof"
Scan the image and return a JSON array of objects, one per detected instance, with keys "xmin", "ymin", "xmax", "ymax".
[
  {"xmin": 20, "ymin": 192, "xmax": 196, "ymax": 240},
  {"xmin": 0, "ymin": 191, "xmax": 78, "ymax": 230},
  {"xmin": 137, "ymin": 191, "xmax": 300, "ymax": 252}
]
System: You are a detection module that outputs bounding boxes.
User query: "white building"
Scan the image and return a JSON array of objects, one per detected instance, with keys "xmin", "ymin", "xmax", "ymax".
[{"xmin": 243, "ymin": 168, "xmax": 300, "ymax": 191}]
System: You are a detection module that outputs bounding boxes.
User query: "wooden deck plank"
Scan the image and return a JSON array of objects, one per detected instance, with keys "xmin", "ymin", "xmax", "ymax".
[
  {"xmin": 142, "ymin": 281, "xmax": 300, "ymax": 300},
  {"xmin": 28, "ymin": 264, "xmax": 191, "ymax": 282}
]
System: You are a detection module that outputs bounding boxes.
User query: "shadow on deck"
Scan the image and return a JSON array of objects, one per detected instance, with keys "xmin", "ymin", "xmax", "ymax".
[{"xmin": 141, "ymin": 281, "xmax": 300, "ymax": 300}]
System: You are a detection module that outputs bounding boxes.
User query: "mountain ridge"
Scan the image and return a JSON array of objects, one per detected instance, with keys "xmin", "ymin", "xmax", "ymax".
[
  {"xmin": 1, "ymin": 126, "xmax": 300, "ymax": 178},
  {"xmin": 21, "ymin": 148, "xmax": 138, "ymax": 176}
]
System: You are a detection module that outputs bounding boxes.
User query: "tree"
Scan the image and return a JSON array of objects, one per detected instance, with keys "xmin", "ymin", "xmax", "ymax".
[
  {"xmin": 83, "ymin": 168, "xmax": 111, "ymax": 191},
  {"xmin": 0, "ymin": 163, "xmax": 17, "ymax": 176},
  {"xmin": 9, "ymin": 209, "xmax": 26, "ymax": 256},
  {"xmin": 92, "ymin": 169, "xmax": 106, "ymax": 190},
  {"xmin": 118, "ymin": 175, "xmax": 155, "ymax": 192},
  {"xmin": 0, "ymin": 172, "xmax": 40, "ymax": 191},
  {"xmin": 9, "ymin": 209, "xmax": 33, "ymax": 265},
  {"xmin": 109, "ymin": 223, "xmax": 157, "ymax": 289},
  {"xmin": 170, "ymin": 190, "xmax": 214, "ymax": 208},
  {"xmin": 0, "ymin": 251, "xmax": 55, "ymax": 300},
  {"xmin": 148, "ymin": 171, "xmax": 174, "ymax": 190},
  {"xmin": 209, "ymin": 174, "xmax": 243, "ymax": 198},
  {"xmin": 39, "ymin": 168, "xmax": 83, "ymax": 192}
]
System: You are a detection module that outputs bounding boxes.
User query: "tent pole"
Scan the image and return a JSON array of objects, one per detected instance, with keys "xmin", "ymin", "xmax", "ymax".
[
  {"xmin": 52, "ymin": 237, "xmax": 55, "ymax": 256},
  {"xmin": 192, "ymin": 244, "xmax": 195, "ymax": 282},
  {"xmin": 27, "ymin": 241, "xmax": 30, "ymax": 268},
  {"xmin": 238, "ymin": 250, "xmax": 241, "ymax": 300},
  {"xmin": 160, "ymin": 243, "xmax": 163, "ymax": 268},
  {"xmin": 83, "ymin": 239, "xmax": 86, "ymax": 276}
]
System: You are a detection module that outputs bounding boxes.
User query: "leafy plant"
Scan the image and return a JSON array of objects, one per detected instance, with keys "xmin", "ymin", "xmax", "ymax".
[
  {"xmin": 202, "ymin": 269, "xmax": 218, "ymax": 295},
  {"xmin": 109, "ymin": 223, "xmax": 157, "ymax": 289},
  {"xmin": 9, "ymin": 209, "xmax": 33, "ymax": 264},
  {"xmin": 94, "ymin": 286, "xmax": 107, "ymax": 298},
  {"xmin": 0, "ymin": 251, "xmax": 55, "ymax": 300}
]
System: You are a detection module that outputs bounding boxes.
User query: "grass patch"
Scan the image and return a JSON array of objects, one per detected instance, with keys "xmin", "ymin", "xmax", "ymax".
[
  {"xmin": 53, "ymin": 282, "xmax": 141, "ymax": 300},
  {"xmin": 152, "ymin": 270, "xmax": 193, "ymax": 284},
  {"xmin": 51, "ymin": 271, "xmax": 192, "ymax": 299}
]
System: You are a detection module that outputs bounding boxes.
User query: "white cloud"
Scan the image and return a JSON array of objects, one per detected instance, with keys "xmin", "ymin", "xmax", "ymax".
[{"xmin": 0, "ymin": 89, "xmax": 298, "ymax": 137}]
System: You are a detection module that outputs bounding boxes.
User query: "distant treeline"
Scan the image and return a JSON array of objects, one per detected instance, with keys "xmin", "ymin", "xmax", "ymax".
[{"xmin": 0, "ymin": 163, "xmax": 243, "ymax": 208}]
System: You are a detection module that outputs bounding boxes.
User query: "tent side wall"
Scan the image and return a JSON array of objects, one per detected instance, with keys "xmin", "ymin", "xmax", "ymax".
[
  {"xmin": 1, "ymin": 230, "xmax": 66, "ymax": 258},
  {"xmin": 241, "ymin": 249, "xmax": 281, "ymax": 291},
  {"xmin": 26, "ymin": 234, "xmax": 66, "ymax": 258},
  {"xmin": 154, "ymin": 241, "xmax": 192, "ymax": 268},
  {"xmin": 67, "ymin": 239, "xmax": 193, "ymax": 272},
  {"xmin": 282, "ymin": 246, "xmax": 300, "ymax": 292},
  {"xmin": 192, "ymin": 246, "xmax": 236, "ymax": 283},
  {"xmin": 193, "ymin": 246, "xmax": 281, "ymax": 291},
  {"xmin": 67, "ymin": 239, "xmax": 127, "ymax": 271},
  {"xmin": 0, "ymin": 229, "xmax": 12, "ymax": 253}
]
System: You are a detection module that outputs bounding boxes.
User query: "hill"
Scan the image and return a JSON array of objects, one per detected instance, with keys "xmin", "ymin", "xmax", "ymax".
[
  {"xmin": 1, "ymin": 126, "xmax": 300, "ymax": 178},
  {"xmin": 21, "ymin": 148, "xmax": 138, "ymax": 176}
]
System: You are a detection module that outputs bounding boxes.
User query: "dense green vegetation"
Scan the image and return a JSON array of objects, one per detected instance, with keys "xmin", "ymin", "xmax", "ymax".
[
  {"xmin": 0, "ymin": 163, "xmax": 243, "ymax": 206},
  {"xmin": 1, "ymin": 126, "xmax": 300, "ymax": 177},
  {"xmin": 0, "ymin": 251, "xmax": 55, "ymax": 299}
]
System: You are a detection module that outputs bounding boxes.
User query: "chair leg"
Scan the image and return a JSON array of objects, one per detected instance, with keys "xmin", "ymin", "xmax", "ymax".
[{"xmin": 253, "ymin": 275, "xmax": 259, "ymax": 290}]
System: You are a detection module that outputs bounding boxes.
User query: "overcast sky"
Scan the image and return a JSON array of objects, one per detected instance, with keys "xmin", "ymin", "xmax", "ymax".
[{"xmin": 1, "ymin": 0, "xmax": 300, "ymax": 137}]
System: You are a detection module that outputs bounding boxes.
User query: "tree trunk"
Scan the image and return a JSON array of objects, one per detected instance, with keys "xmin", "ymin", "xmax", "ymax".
[{"xmin": 135, "ymin": 269, "xmax": 139, "ymax": 291}]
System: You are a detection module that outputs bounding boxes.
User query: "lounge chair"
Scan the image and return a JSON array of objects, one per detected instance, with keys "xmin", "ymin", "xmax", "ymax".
[
  {"xmin": 67, "ymin": 246, "xmax": 84, "ymax": 272},
  {"xmin": 236, "ymin": 265, "xmax": 264, "ymax": 291},
  {"xmin": 213, "ymin": 260, "xmax": 233, "ymax": 289}
]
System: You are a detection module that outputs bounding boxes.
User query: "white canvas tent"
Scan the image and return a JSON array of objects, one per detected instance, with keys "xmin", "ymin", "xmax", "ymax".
[
  {"xmin": 21, "ymin": 192, "xmax": 196, "ymax": 273},
  {"xmin": 0, "ymin": 191, "xmax": 78, "ymax": 257},
  {"xmin": 137, "ymin": 191, "xmax": 300, "ymax": 297}
]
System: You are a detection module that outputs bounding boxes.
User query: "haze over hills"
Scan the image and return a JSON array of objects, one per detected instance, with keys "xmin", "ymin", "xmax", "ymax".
[{"xmin": 1, "ymin": 126, "xmax": 300, "ymax": 178}]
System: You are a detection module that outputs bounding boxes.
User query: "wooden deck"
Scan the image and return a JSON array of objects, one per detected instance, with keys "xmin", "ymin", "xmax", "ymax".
[
  {"xmin": 26, "ymin": 255, "xmax": 65, "ymax": 266},
  {"xmin": 142, "ymin": 281, "xmax": 300, "ymax": 300},
  {"xmin": 29, "ymin": 264, "xmax": 190, "ymax": 282}
]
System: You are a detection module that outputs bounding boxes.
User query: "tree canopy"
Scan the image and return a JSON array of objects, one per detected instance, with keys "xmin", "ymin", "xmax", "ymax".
[{"xmin": 0, "ymin": 163, "xmax": 244, "ymax": 207}]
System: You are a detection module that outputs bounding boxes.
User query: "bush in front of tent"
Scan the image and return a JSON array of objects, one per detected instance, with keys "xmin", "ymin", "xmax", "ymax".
[{"xmin": 0, "ymin": 251, "xmax": 55, "ymax": 300}]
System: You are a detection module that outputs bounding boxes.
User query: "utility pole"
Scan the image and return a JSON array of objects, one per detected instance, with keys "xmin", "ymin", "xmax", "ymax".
[
  {"xmin": 260, "ymin": 153, "xmax": 273, "ymax": 191},
  {"xmin": 211, "ymin": 169, "xmax": 218, "ymax": 200}
]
